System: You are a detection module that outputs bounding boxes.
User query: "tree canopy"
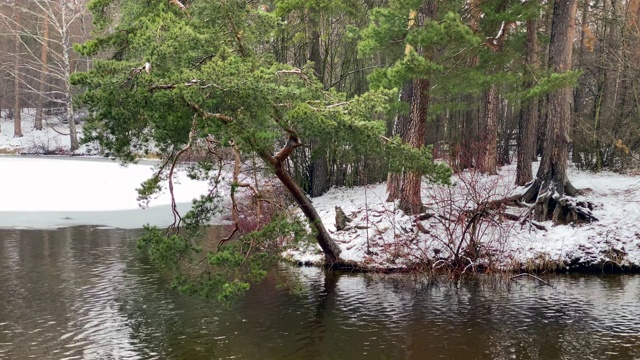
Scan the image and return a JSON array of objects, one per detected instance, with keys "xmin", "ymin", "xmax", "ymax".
[{"xmin": 73, "ymin": 0, "xmax": 450, "ymax": 300}]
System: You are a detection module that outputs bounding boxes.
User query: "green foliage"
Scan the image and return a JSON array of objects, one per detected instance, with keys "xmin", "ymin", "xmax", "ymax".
[
  {"xmin": 136, "ymin": 175, "xmax": 162, "ymax": 207},
  {"xmin": 77, "ymin": 0, "xmax": 452, "ymax": 302},
  {"xmin": 138, "ymin": 213, "xmax": 310, "ymax": 303},
  {"xmin": 522, "ymin": 70, "xmax": 582, "ymax": 100},
  {"xmin": 360, "ymin": 0, "xmax": 552, "ymax": 113},
  {"xmin": 386, "ymin": 142, "xmax": 452, "ymax": 183},
  {"xmin": 137, "ymin": 225, "xmax": 198, "ymax": 270}
]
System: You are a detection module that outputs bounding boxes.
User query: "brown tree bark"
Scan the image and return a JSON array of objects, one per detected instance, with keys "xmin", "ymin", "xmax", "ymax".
[
  {"xmin": 459, "ymin": 0, "xmax": 482, "ymax": 171},
  {"xmin": 398, "ymin": 76, "xmax": 429, "ymax": 215},
  {"xmin": 522, "ymin": 0, "xmax": 593, "ymax": 224},
  {"xmin": 482, "ymin": 83, "xmax": 499, "ymax": 175},
  {"xmin": 259, "ymin": 137, "xmax": 342, "ymax": 264},
  {"xmin": 35, "ymin": 15, "xmax": 50, "ymax": 131},
  {"xmin": 396, "ymin": 1, "xmax": 437, "ymax": 215},
  {"xmin": 386, "ymin": 81, "xmax": 413, "ymax": 202},
  {"xmin": 516, "ymin": 19, "xmax": 539, "ymax": 186}
]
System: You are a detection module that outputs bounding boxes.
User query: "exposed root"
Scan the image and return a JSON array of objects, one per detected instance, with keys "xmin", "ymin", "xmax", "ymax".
[{"xmin": 506, "ymin": 178, "xmax": 598, "ymax": 226}]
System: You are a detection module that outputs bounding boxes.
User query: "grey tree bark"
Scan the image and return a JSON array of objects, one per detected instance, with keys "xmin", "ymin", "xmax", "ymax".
[
  {"xmin": 308, "ymin": 9, "xmax": 330, "ymax": 197},
  {"xmin": 35, "ymin": 15, "xmax": 49, "ymax": 131},
  {"xmin": 13, "ymin": 6, "xmax": 23, "ymax": 138}
]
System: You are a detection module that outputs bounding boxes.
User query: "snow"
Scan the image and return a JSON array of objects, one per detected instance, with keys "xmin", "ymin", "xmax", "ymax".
[
  {"xmin": 3, "ymin": 110, "xmax": 640, "ymax": 270},
  {"xmin": 285, "ymin": 163, "xmax": 640, "ymax": 271},
  {"xmin": 0, "ymin": 157, "xmax": 210, "ymax": 229},
  {"xmin": 0, "ymin": 108, "xmax": 99, "ymax": 155}
]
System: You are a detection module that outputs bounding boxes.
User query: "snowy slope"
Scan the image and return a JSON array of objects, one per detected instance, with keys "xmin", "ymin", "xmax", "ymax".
[{"xmin": 286, "ymin": 163, "xmax": 640, "ymax": 271}]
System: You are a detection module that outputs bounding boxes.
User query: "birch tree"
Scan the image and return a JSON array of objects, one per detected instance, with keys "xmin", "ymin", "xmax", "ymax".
[{"xmin": 1, "ymin": 0, "xmax": 91, "ymax": 150}]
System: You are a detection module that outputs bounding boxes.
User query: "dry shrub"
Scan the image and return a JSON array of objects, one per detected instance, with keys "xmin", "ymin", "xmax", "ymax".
[
  {"xmin": 233, "ymin": 183, "xmax": 292, "ymax": 234},
  {"xmin": 418, "ymin": 167, "xmax": 518, "ymax": 272}
]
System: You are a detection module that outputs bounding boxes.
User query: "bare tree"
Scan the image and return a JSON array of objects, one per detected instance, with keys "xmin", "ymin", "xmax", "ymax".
[
  {"xmin": 12, "ymin": 4, "xmax": 22, "ymax": 137},
  {"xmin": 34, "ymin": 13, "xmax": 49, "ymax": 131},
  {"xmin": 1, "ymin": 0, "xmax": 92, "ymax": 150}
]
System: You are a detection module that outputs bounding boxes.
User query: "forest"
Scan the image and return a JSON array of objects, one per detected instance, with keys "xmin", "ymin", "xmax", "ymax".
[{"xmin": 1, "ymin": 0, "xmax": 640, "ymax": 294}]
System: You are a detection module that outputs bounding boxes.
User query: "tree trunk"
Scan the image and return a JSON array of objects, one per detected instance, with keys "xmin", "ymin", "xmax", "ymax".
[
  {"xmin": 459, "ymin": 0, "xmax": 482, "ymax": 171},
  {"xmin": 516, "ymin": 18, "xmax": 539, "ymax": 186},
  {"xmin": 259, "ymin": 139, "xmax": 342, "ymax": 263},
  {"xmin": 535, "ymin": 3, "xmax": 555, "ymax": 160},
  {"xmin": 13, "ymin": 6, "xmax": 23, "ymax": 138},
  {"xmin": 386, "ymin": 81, "xmax": 413, "ymax": 202},
  {"xmin": 35, "ymin": 15, "xmax": 50, "ymax": 131},
  {"xmin": 571, "ymin": 0, "xmax": 589, "ymax": 164},
  {"xmin": 398, "ymin": 76, "xmax": 429, "ymax": 214},
  {"xmin": 573, "ymin": 0, "xmax": 590, "ymax": 115},
  {"xmin": 482, "ymin": 83, "xmax": 499, "ymax": 174},
  {"xmin": 397, "ymin": 1, "xmax": 436, "ymax": 215},
  {"xmin": 523, "ymin": 0, "xmax": 588, "ymax": 224},
  {"xmin": 61, "ymin": 2, "xmax": 79, "ymax": 151},
  {"xmin": 308, "ymin": 9, "xmax": 329, "ymax": 197}
]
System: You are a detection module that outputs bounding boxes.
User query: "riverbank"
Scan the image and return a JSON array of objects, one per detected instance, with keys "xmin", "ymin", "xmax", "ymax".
[
  {"xmin": 0, "ymin": 110, "xmax": 99, "ymax": 155},
  {"xmin": 2, "ymin": 156, "xmax": 639, "ymax": 272},
  {"xmin": 1, "ymin": 145, "xmax": 638, "ymax": 272},
  {"xmin": 285, "ymin": 163, "xmax": 640, "ymax": 273}
]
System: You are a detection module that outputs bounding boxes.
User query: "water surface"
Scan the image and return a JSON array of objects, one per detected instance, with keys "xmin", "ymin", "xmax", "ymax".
[{"xmin": 1, "ymin": 227, "xmax": 639, "ymax": 359}]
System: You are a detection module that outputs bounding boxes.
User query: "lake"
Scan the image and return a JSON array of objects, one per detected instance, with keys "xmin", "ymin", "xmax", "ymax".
[{"xmin": 1, "ymin": 227, "xmax": 639, "ymax": 359}]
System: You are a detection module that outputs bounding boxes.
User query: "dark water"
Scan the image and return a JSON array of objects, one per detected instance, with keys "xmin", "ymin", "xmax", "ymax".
[{"xmin": 1, "ymin": 227, "xmax": 639, "ymax": 360}]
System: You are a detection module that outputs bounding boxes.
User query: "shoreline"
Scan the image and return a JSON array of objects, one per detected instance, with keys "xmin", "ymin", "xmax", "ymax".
[
  {"xmin": 2, "ymin": 119, "xmax": 639, "ymax": 274},
  {"xmin": 1, "ymin": 154, "xmax": 638, "ymax": 274},
  {"xmin": 284, "ymin": 162, "xmax": 640, "ymax": 274}
]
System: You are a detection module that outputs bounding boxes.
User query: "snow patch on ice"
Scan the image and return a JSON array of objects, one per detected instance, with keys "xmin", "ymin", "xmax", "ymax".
[{"xmin": 0, "ymin": 157, "xmax": 210, "ymax": 229}]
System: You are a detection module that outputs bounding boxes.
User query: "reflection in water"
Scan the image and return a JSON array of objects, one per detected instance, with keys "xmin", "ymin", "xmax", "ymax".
[{"xmin": 0, "ymin": 227, "xmax": 639, "ymax": 359}]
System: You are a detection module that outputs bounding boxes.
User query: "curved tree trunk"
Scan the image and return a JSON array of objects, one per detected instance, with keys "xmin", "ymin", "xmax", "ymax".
[{"xmin": 260, "ymin": 138, "xmax": 342, "ymax": 264}]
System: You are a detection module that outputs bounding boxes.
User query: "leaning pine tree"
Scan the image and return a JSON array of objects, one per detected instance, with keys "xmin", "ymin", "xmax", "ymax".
[{"xmin": 74, "ymin": 0, "xmax": 450, "ymax": 300}]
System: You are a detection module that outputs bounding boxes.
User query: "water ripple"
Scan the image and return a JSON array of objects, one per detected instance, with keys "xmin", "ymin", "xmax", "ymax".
[{"xmin": 2, "ymin": 228, "xmax": 640, "ymax": 359}]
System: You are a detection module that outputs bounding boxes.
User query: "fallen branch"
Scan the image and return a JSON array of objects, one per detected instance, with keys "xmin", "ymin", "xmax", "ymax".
[
  {"xmin": 510, "ymin": 272, "xmax": 551, "ymax": 286},
  {"xmin": 529, "ymin": 220, "xmax": 547, "ymax": 231}
]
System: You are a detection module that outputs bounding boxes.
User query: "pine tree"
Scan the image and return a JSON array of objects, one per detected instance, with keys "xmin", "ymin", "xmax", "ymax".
[
  {"xmin": 75, "ymin": 0, "xmax": 450, "ymax": 298},
  {"xmin": 521, "ymin": 0, "xmax": 595, "ymax": 223}
]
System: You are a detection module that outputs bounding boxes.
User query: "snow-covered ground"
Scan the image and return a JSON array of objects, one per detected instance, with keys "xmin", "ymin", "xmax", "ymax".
[
  {"xmin": 3, "ymin": 109, "xmax": 639, "ymax": 271},
  {"xmin": 0, "ymin": 109, "xmax": 99, "ymax": 155},
  {"xmin": 285, "ymin": 163, "xmax": 640, "ymax": 271}
]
